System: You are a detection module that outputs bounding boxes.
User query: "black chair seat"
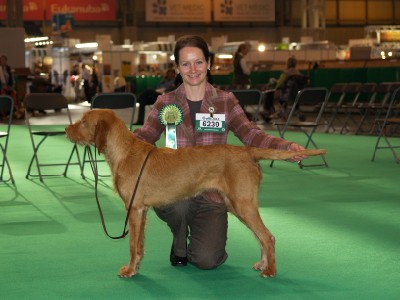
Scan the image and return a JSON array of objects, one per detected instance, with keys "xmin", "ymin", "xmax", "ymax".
[{"xmin": 32, "ymin": 131, "xmax": 66, "ymax": 136}]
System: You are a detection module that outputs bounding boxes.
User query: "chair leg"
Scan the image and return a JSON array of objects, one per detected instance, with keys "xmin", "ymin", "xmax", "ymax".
[
  {"xmin": 63, "ymin": 144, "xmax": 83, "ymax": 177},
  {"xmin": 382, "ymin": 135, "xmax": 400, "ymax": 163},
  {"xmin": 371, "ymin": 122, "xmax": 400, "ymax": 163},
  {"xmin": 81, "ymin": 146, "xmax": 88, "ymax": 179},
  {"xmin": 0, "ymin": 146, "xmax": 15, "ymax": 184},
  {"xmin": 325, "ymin": 108, "xmax": 339, "ymax": 133},
  {"xmin": 27, "ymin": 137, "xmax": 84, "ymax": 181},
  {"xmin": 27, "ymin": 135, "xmax": 49, "ymax": 181},
  {"xmin": 26, "ymin": 146, "xmax": 44, "ymax": 181},
  {"xmin": 371, "ymin": 123, "xmax": 383, "ymax": 162}
]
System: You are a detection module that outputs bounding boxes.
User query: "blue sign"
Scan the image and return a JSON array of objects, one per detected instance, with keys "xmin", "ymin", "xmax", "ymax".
[{"xmin": 52, "ymin": 14, "xmax": 75, "ymax": 33}]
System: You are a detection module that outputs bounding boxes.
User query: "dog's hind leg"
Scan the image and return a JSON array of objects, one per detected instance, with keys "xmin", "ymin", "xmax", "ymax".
[
  {"xmin": 228, "ymin": 196, "xmax": 276, "ymax": 277},
  {"xmin": 118, "ymin": 207, "xmax": 147, "ymax": 277}
]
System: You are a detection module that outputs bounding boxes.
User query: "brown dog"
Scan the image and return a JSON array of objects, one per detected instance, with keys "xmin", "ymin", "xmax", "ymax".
[{"xmin": 66, "ymin": 109, "xmax": 326, "ymax": 278}]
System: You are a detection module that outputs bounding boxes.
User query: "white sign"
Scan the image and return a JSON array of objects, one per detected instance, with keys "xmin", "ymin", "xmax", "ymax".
[
  {"xmin": 146, "ymin": 0, "xmax": 211, "ymax": 22},
  {"xmin": 213, "ymin": 0, "xmax": 275, "ymax": 22}
]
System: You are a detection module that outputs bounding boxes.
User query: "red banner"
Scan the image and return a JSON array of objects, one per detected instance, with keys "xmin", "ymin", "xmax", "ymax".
[
  {"xmin": 46, "ymin": 0, "xmax": 115, "ymax": 21},
  {"xmin": 0, "ymin": 0, "xmax": 115, "ymax": 21},
  {"xmin": 0, "ymin": 0, "xmax": 6, "ymax": 20}
]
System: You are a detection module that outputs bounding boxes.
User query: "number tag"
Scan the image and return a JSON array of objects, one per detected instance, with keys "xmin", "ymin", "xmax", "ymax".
[{"xmin": 195, "ymin": 113, "xmax": 226, "ymax": 133}]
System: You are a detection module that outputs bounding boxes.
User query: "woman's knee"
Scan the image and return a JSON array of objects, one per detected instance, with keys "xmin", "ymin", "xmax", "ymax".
[{"xmin": 188, "ymin": 249, "xmax": 227, "ymax": 270}]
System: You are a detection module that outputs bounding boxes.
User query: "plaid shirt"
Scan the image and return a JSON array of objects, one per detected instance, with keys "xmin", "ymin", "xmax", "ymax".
[{"xmin": 134, "ymin": 83, "xmax": 293, "ymax": 203}]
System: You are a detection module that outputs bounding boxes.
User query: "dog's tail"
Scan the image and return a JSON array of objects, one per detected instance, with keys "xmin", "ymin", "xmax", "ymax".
[{"xmin": 249, "ymin": 148, "xmax": 326, "ymax": 161}]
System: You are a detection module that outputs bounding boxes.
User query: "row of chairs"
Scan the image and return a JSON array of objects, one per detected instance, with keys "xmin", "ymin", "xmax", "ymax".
[
  {"xmin": 323, "ymin": 81, "xmax": 400, "ymax": 135},
  {"xmin": 221, "ymin": 81, "xmax": 400, "ymax": 137},
  {"xmin": 229, "ymin": 86, "xmax": 400, "ymax": 166},
  {"xmin": 0, "ymin": 92, "xmax": 137, "ymax": 184}
]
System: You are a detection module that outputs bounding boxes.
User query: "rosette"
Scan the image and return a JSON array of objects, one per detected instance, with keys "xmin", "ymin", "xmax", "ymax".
[{"xmin": 159, "ymin": 104, "xmax": 183, "ymax": 126}]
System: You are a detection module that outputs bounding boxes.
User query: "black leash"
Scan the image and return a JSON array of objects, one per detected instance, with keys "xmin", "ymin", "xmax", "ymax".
[{"xmin": 86, "ymin": 146, "xmax": 155, "ymax": 239}]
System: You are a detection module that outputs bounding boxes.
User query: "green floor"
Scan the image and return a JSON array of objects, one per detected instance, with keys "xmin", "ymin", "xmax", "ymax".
[{"xmin": 1, "ymin": 125, "xmax": 399, "ymax": 299}]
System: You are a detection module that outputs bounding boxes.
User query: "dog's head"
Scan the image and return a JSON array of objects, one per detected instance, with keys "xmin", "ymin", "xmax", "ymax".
[{"xmin": 66, "ymin": 109, "xmax": 118, "ymax": 154}]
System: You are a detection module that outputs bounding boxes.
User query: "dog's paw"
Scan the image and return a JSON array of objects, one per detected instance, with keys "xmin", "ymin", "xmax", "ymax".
[
  {"xmin": 260, "ymin": 268, "xmax": 276, "ymax": 278},
  {"xmin": 253, "ymin": 261, "xmax": 267, "ymax": 271},
  {"xmin": 253, "ymin": 262, "xmax": 276, "ymax": 278},
  {"xmin": 118, "ymin": 265, "xmax": 136, "ymax": 278}
]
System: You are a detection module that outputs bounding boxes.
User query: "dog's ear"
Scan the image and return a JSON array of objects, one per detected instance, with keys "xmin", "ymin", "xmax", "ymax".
[{"xmin": 94, "ymin": 120, "xmax": 109, "ymax": 154}]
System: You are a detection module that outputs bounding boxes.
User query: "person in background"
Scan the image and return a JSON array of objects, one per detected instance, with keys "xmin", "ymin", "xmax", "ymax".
[
  {"xmin": 81, "ymin": 63, "xmax": 92, "ymax": 102},
  {"xmin": 0, "ymin": 55, "xmax": 17, "ymax": 109},
  {"xmin": 275, "ymin": 56, "xmax": 301, "ymax": 91},
  {"xmin": 133, "ymin": 35, "xmax": 307, "ymax": 271},
  {"xmin": 86, "ymin": 64, "xmax": 100, "ymax": 102},
  {"xmin": 232, "ymin": 42, "xmax": 252, "ymax": 87},
  {"xmin": 155, "ymin": 68, "xmax": 177, "ymax": 93},
  {"xmin": 270, "ymin": 56, "xmax": 307, "ymax": 120},
  {"xmin": 113, "ymin": 70, "xmax": 127, "ymax": 92},
  {"xmin": 134, "ymin": 68, "xmax": 177, "ymax": 125}
]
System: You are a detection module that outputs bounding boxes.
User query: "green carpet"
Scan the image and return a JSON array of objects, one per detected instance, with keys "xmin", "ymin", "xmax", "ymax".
[{"xmin": 1, "ymin": 125, "xmax": 399, "ymax": 299}]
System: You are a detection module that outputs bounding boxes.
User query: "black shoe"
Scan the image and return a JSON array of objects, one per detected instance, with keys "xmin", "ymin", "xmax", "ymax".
[{"xmin": 170, "ymin": 247, "xmax": 188, "ymax": 267}]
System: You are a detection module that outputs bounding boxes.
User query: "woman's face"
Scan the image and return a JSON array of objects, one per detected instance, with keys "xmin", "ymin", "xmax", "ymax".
[{"xmin": 176, "ymin": 46, "xmax": 210, "ymax": 87}]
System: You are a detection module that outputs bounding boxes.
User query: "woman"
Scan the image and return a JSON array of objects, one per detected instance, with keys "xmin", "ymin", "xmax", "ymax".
[
  {"xmin": 133, "ymin": 35, "xmax": 306, "ymax": 270},
  {"xmin": 232, "ymin": 42, "xmax": 252, "ymax": 86}
]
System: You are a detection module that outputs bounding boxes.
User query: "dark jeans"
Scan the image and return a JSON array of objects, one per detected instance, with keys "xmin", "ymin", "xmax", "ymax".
[{"xmin": 154, "ymin": 195, "xmax": 228, "ymax": 269}]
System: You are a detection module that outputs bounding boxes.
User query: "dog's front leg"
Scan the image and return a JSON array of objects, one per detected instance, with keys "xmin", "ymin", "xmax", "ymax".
[{"xmin": 118, "ymin": 207, "xmax": 147, "ymax": 278}]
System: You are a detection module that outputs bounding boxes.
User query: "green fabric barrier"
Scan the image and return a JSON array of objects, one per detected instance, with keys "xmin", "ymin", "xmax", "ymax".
[
  {"xmin": 366, "ymin": 67, "xmax": 400, "ymax": 83},
  {"xmin": 129, "ymin": 66, "xmax": 400, "ymax": 94},
  {"xmin": 125, "ymin": 75, "xmax": 162, "ymax": 94},
  {"xmin": 212, "ymin": 73, "xmax": 233, "ymax": 86}
]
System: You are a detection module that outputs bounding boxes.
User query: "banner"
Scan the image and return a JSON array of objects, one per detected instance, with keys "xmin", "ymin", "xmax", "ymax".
[
  {"xmin": 213, "ymin": 0, "xmax": 275, "ymax": 22},
  {"xmin": 46, "ymin": 0, "xmax": 115, "ymax": 21},
  {"xmin": 0, "ymin": 0, "xmax": 115, "ymax": 21},
  {"xmin": 146, "ymin": 0, "xmax": 211, "ymax": 22}
]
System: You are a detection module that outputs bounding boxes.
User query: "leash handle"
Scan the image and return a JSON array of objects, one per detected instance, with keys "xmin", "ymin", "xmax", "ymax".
[{"xmin": 87, "ymin": 146, "xmax": 155, "ymax": 240}]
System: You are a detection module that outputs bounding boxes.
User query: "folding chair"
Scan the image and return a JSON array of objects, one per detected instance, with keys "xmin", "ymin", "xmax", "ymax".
[
  {"xmin": 0, "ymin": 95, "xmax": 15, "ymax": 184},
  {"xmin": 24, "ymin": 93, "xmax": 83, "ymax": 181},
  {"xmin": 339, "ymin": 82, "xmax": 377, "ymax": 134},
  {"xmin": 230, "ymin": 89, "xmax": 264, "ymax": 123},
  {"xmin": 371, "ymin": 86, "xmax": 400, "ymax": 163},
  {"xmin": 325, "ymin": 82, "xmax": 361, "ymax": 134},
  {"xmin": 81, "ymin": 92, "xmax": 137, "ymax": 178},
  {"xmin": 323, "ymin": 83, "xmax": 347, "ymax": 133},
  {"xmin": 271, "ymin": 87, "xmax": 329, "ymax": 168},
  {"xmin": 355, "ymin": 82, "xmax": 392, "ymax": 135}
]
